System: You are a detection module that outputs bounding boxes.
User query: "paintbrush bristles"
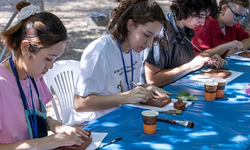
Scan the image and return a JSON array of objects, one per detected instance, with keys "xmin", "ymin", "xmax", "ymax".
[
  {"xmin": 187, "ymin": 122, "xmax": 194, "ymax": 128},
  {"xmin": 158, "ymin": 110, "xmax": 182, "ymax": 115},
  {"xmin": 170, "ymin": 110, "xmax": 182, "ymax": 115}
]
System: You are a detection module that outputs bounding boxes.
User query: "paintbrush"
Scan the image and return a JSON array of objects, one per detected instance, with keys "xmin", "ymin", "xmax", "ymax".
[
  {"xmin": 158, "ymin": 118, "xmax": 194, "ymax": 128},
  {"xmin": 157, "ymin": 110, "xmax": 182, "ymax": 115},
  {"xmin": 184, "ymin": 36, "xmax": 202, "ymax": 53},
  {"xmin": 130, "ymin": 81, "xmax": 161, "ymax": 103},
  {"xmin": 184, "ymin": 36, "xmax": 228, "ymax": 68},
  {"xmin": 94, "ymin": 137, "xmax": 123, "ymax": 150}
]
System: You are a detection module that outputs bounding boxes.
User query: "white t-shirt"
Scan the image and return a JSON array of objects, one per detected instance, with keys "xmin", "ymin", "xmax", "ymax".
[{"xmin": 69, "ymin": 34, "xmax": 142, "ymax": 124}]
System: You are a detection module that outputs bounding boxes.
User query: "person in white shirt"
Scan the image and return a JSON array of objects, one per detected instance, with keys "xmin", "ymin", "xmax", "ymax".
[{"xmin": 69, "ymin": 0, "xmax": 171, "ymax": 124}]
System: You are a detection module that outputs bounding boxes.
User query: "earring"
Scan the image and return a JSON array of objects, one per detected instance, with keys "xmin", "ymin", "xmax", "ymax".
[{"xmin": 22, "ymin": 51, "xmax": 27, "ymax": 56}]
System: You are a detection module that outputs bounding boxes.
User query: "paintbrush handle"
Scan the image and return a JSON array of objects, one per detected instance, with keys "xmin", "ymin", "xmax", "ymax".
[
  {"xmin": 153, "ymin": 97, "xmax": 161, "ymax": 103},
  {"xmin": 95, "ymin": 137, "xmax": 123, "ymax": 150},
  {"xmin": 158, "ymin": 118, "xmax": 174, "ymax": 124},
  {"xmin": 184, "ymin": 36, "xmax": 202, "ymax": 53},
  {"xmin": 157, "ymin": 110, "xmax": 182, "ymax": 115},
  {"xmin": 158, "ymin": 118, "xmax": 192, "ymax": 128},
  {"xmin": 131, "ymin": 81, "xmax": 138, "ymax": 88}
]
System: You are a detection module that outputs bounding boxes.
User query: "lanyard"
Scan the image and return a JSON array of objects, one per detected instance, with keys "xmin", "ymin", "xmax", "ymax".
[
  {"xmin": 116, "ymin": 38, "xmax": 133, "ymax": 91},
  {"xmin": 167, "ymin": 13, "xmax": 172, "ymax": 21},
  {"xmin": 9, "ymin": 56, "xmax": 38, "ymax": 138}
]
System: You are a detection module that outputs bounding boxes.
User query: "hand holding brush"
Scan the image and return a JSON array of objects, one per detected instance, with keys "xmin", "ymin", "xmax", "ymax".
[{"xmin": 130, "ymin": 81, "xmax": 161, "ymax": 103}]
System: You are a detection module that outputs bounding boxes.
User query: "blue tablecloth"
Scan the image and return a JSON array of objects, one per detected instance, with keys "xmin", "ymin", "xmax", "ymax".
[
  {"xmin": 85, "ymin": 59, "xmax": 250, "ymax": 150},
  {"xmin": 226, "ymin": 58, "xmax": 250, "ymax": 72}
]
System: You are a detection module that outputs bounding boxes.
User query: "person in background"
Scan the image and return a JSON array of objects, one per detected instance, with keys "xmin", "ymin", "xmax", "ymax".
[
  {"xmin": 218, "ymin": 0, "xmax": 250, "ymax": 34},
  {"xmin": 70, "ymin": 0, "xmax": 171, "ymax": 124},
  {"xmin": 0, "ymin": 1, "xmax": 89, "ymax": 149},
  {"xmin": 240, "ymin": 1, "xmax": 250, "ymax": 34},
  {"xmin": 140, "ymin": 0, "xmax": 225, "ymax": 87},
  {"xmin": 192, "ymin": 0, "xmax": 250, "ymax": 58}
]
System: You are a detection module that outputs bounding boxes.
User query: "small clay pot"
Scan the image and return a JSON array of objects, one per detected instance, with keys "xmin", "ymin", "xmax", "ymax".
[{"xmin": 174, "ymin": 99, "xmax": 187, "ymax": 110}]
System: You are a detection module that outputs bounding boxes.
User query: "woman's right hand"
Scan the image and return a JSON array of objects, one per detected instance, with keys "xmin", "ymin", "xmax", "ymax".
[
  {"xmin": 43, "ymin": 133, "xmax": 84, "ymax": 149},
  {"xmin": 209, "ymin": 54, "xmax": 227, "ymax": 68},
  {"xmin": 188, "ymin": 54, "xmax": 210, "ymax": 71},
  {"xmin": 124, "ymin": 86, "xmax": 154, "ymax": 103}
]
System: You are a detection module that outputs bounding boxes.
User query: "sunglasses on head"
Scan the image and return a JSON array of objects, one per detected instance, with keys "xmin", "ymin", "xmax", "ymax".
[{"xmin": 226, "ymin": 3, "xmax": 247, "ymax": 21}]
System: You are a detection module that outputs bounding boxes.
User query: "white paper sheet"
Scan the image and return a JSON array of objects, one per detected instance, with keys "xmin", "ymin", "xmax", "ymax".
[
  {"xmin": 227, "ymin": 50, "xmax": 250, "ymax": 61},
  {"xmin": 176, "ymin": 70, "xmax": 243, "ymax": 86},
  {"xmin": 126, "ymin": 99, "xmax": 193, "ymax": 111},
  {"xmin": 190, "ymin": 70, "xmax": 242, "ymax": 83},
  {"xmin": 86, "ymin": 132, "xmax": 108, "ymax": 150}
]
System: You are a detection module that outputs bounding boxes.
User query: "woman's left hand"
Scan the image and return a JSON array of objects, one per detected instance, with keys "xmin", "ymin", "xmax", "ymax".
[
  {"xmin": 47, "ymin": 118, "xmax": 90, "ymax": 138},
  {"xmin": 143, "ymin": 84, "xmax": 172, "ymax": 97},
  {"xmin": 55, "ymin": 123, "xmax": 89, "ymax": 138}
]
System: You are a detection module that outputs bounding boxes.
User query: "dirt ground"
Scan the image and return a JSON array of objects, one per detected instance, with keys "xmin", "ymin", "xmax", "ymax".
[
  {"xmin": 0, "ymin": 0, "xmax": 171, "ymax": 119},
  {"xmin": 0, "ymin": 0, "xmax": 171, "ymax": 61}
]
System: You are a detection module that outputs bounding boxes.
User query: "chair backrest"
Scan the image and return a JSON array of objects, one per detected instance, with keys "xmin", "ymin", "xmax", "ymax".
[{"xmin": 44, "ymin": 60, "xmax": 80, "ymax": 124}]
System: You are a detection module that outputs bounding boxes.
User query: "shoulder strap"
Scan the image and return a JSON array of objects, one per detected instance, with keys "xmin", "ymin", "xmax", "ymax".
[{"xmin": 30, "ymin": 77, "xmax": 40, "ymax": 97}]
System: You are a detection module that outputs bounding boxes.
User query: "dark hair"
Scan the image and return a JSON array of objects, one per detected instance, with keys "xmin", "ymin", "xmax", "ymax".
[
  {"xmin": 108, "ymin": 0, "xmax": 167, "ymax": 47},
  {"xmin": 0, "ymin": 1, "xmax": 67, "ymax": 57},
  {"xmin": 219, "ymin": 0, "xmax": 249, "ymax": 8},
  {"xmin": 171, "ymin": 0, "xmax": 220, "ymax": 20}
]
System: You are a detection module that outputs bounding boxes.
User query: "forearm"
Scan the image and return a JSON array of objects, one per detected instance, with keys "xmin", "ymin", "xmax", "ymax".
[
  {"xmin": 74, "ymin": 93, "xmax": 127, "ymax": 112},
  {"xmin": 146, "ymin": 63, "xmax": 192, "ymax": 87},
  {"xmin": 0, "ymin": 138, "xmax": 51, "ymax": 150},
  {"xmin": 46, "ymin": 117, "xmax": 64, "ymax": 133},
  {"xmin": 241, "ymin": 37, "xmax": 250, "ymax": 50},
  {"xmin": 203, "ymin": 44, "xmax": 229, "ymax": 56}
]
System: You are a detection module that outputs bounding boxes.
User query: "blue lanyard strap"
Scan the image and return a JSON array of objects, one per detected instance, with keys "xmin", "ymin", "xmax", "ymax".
[
  {"xmin": 167, "ymin": 13, "xmax": 172, "ymax": 21},
  {"xmin": 116, "ymin": 38, "xmax": 133, "ymax": 91},
  {"xmin": 9, "ymin": 56, "xmax": 38, "ymax": 138},
  {"xmin": 27, "ymin": 76, "xmax": 38, "ymax": 137}
]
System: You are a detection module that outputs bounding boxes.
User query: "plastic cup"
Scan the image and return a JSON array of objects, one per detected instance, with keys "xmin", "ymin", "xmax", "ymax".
[
  {"xmin": 142, "ymin": 110, "xmax": 158, "ymax": 134},
  {"xmin": 204, "ymin": 81, "xmax": 218, "ymax": 101},
  {"xmin": 213, "ymin": 78, "xmax": 227, "ymax": 97}
]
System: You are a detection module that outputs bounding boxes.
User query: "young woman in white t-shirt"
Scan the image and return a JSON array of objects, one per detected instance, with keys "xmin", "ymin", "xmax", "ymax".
[{"xmin": 72, "ymin": 0, "xmax": 171, "ymax": 123}]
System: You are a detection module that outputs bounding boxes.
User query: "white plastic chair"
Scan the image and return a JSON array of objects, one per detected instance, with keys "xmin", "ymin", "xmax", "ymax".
[{"xmin": 44, "ymin": 60, "xmax": 80, "ymax": 124}]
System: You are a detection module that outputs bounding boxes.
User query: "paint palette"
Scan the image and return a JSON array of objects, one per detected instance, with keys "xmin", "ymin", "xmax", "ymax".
[
  {"xmin": 140, "ymin": 96, "xmax": 171, "ymax": 108},
  {"xmin": 203, "ymin": 69, "xmax": 232, "ymax": 79},
  {"xmin": 238, "ymin": 51, "xmax": 250, "ymax": 58}
]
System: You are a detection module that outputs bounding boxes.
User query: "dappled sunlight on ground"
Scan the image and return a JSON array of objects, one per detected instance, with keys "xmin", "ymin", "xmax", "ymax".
[{"xmin": 0, "ymin": 0, "xmax": 171, "ymax": 61}]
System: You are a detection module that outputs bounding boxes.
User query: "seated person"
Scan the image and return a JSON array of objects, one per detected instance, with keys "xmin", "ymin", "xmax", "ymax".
[
  {"xmin": 70, "ymin": 0, "xmax": 171, "ymax": 124},
  {"xmin": 192, "ymin": 0, "xmax": 250, "ymax": 58},
  {"xmin": 140, "ymin": 0, "xmax": 225, "ymax": 87},
  {"xmin": 240, "ymin": 2, "xmax": 250, "ymax": 34},
  {"xmin": 0, "ymin": 1, "xmax": 89, "ymax": 149}
]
